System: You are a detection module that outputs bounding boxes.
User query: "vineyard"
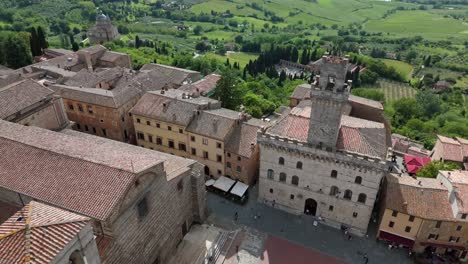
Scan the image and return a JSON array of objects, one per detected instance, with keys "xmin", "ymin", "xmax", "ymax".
[{"xmin": 362, "ymin": 79, "xmax": 417, "ymax": 102}]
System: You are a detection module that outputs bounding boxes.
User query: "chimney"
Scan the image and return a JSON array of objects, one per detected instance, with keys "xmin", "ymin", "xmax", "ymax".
[
  {"xmin": 418, "ymin": 181, "xmax": 422, "ymax": 186},
  {"xmin": 250, "ymin": 142, "xmax": 255, "ymax": 150}
]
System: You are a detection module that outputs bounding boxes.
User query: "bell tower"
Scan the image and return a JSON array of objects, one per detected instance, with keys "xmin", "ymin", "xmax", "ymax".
[{"xmin": 307, "ymin": 56, "xmax": 352, "ymax": 149}]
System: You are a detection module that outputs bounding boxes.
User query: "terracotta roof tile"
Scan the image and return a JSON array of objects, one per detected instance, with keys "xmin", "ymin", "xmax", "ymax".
[
  {"xmin": 226, "ymin": 119, "xmax": 268, "ymax": 158},
  {"xmin": 440, "ymin": 171, "xmax": 468, "ymax": 214},
  {"xmin": 348, "ymin": 94, "xmax": 383, "ymax": 110},
  {"xmin": 0, "ymin": 201, "xmax": 89, "ymax": 264},
  {"xmin": 186, "ymin": 109, "xmax": 239, "ymax": 141},
  {"xmin": 290, "ymin": 84, "xmax": 311, "ymax": 99},
  {"xmin": 0, "ymin": 79, "xmax": 54, "ymax": 119},
  {"xmin": 436, "ymin": 135, "xmax": 464, "ymax": 162},
  {"xmin": 385, "ymin": 174, "xmax": 453, "ymax": 220}
]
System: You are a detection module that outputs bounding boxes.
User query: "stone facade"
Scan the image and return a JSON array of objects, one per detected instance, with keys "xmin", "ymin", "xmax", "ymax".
[
  {"xmin": 88, "ymin": 13, "xmax": 120, "ymax": 45},
  {"xmin": 257, "ymin": 55, "xmax": 390, "ymax": 236}
]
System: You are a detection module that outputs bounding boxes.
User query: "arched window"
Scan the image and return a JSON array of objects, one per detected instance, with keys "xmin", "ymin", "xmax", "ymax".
[
  {"xmin": 358, "ymin": 193, "xmax": 367, "ymax": 204},
  {"xmin": 291, "ymin": 176, "xmax": 299, "ymax": 186},
  {"xmin": 267, "ymin": 169, "xmax": 274, "ymax": 180},
  {"xmin": 296, "ymin": 161, "xmax": 303, "ymax": 169},
  {"xmin": 355, "ymin": 176, "xmax": 362, "ymax": 184},
  {"xmin": 331, "ymin": 170, "xmax": 337, "ymax": 178},
  {"xmin": 279, "ymin": 173, "xmax": 287, "ymax": 182},
  {"xmin": 279, "ymin": 157, "xmax": 285, "ymax": 165},
  {"xmin": 344, "ymin": 190, "xmax": 353, "ymax": 200},
  {"xmin": 329, "ymin": 186, "xmax": 339, "ymax": 196}
]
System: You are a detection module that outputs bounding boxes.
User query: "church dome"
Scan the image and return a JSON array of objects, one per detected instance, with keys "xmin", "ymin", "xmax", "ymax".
[{"xmin": 97, "ymin": 13, "xmax": 109, "ymax": 22}]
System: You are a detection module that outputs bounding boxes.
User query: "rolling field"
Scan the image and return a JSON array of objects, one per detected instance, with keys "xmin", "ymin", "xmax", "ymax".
[
  {"xmin": 365, "ymin": 10, "xmax": 468, "ymax": 42},
  {"xmin": 381, "ymin": 59, "xmax": 413, "ymax": 81},
  {"xmin": 362, "ymin": 79, "xmax": 417, "ymax": 102},
  {"xmin": 205, "ymin": 52, "xmax": 259, "ymax": 67}
]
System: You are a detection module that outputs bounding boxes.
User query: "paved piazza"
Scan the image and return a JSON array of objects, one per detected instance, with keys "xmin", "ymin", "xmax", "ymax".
[{"xmin": 207, "ymin": 184, "xmax": 413, "ymax": 264}]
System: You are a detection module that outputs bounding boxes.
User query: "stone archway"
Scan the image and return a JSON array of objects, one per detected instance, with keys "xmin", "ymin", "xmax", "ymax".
[{"xmin": 304, "ymin": 198, "xmax": 317, "ymax": 216}]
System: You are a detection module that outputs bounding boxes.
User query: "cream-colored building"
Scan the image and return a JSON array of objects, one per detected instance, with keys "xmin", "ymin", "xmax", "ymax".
[
  {"xmin": 130, "ymin": 89, "xmax": 220, "ymax": 158},
  {"xmin": 378, "ymin": 173, "xmax": 468, "ymax": 262},
  {"xmin": 257, "ymin": 56, "xmax": 391, "ymax": 236}
]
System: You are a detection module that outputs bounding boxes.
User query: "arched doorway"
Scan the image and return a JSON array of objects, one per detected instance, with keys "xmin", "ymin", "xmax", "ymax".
[
  {"xmin": 204, "ymin": 166, "xmax": 210, "ymax": 176},
  {"xmin": 304, "ymin": 198, "xmax": 317, "ymax": 216}
]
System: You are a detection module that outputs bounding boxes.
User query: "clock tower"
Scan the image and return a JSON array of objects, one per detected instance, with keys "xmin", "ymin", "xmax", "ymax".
[{"xmin": 307, "ymin": 56, "xmax": 352, "ymax": 149}]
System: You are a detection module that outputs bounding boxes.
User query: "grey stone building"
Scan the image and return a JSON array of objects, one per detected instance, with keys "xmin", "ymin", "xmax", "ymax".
[
  {"xmin": 88, "ymin": 13, "xmax": 120, "ymax": 45},
  {"xmin": 257, "ymin": 56, "xmax": 391, "ymax": 236},
  {"xmin": 0, "ymin": 120, "xmax": 206, "ymax": 264}
]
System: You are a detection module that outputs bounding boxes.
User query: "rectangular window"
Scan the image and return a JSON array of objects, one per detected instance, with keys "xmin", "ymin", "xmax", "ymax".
[
  {"xmin": 68, "ymin": 104, "xmax": 74, "ymax": 111},
  {"xmin": 329, "ymin": 205, "xmax": 334, "ymax": 211},
  {"xmin": 156, "ymin": 123, "xmax": 160, "ymax": 128},
  {"xmin": 352, "ymin": 212, "xmax": 358, "ymax": 218},
  {"xmin": 137, "ymin": 197, "xmax": 149, "ymax": 219},
  {"xmin": 435, "ymin": 221, "xmax": 442, "ymax": 228},
  {"xmin": 156, "ymin": 137, "xmax": 162, "ymax": 145},
  {"xmin": 102, "ymin": 128, "xmax": 107, "ymax": 137},
  {"xmin": 168, "ymin": 126, "xmax": 172, "ymax": 131},
  {"xmin": 203, "ymin": 151, "xmax": 208, "ymax": 159},
  {"xmin": 217, "ymin": 170, "xmax": 222, "ymax": 175},
  {"xmin": 137, "ymin": 118, "xmax": 141, "ymax": 123},
  {"xmin": 237, "ymin": 156, "xmax": 241, "ymax": 161},
  {"xmin": 457, "ymin": 225, "xmax": 462, "ymax": 231},
  {"xmin": 388, "ymin": 221, "xmax": 395, "ymax": 228},
  {"xmin": 449, "ymin": 236, "xmax": 459, "ymax": 243},
  {"xmin": 191, "ymin": 148, "xmax": 196, "ymax": 155},
  {"xmin": 92, "ymin": 127, "xmax": 96, "ymax": 134},
  {"xmin": 179, "ymin": 128, "xmax": 183, "ymax": 134},
  {"xmin": 148, "ymin": 135, "xmax": 153, "ymax": 143},
  {"xmin": 87, "ymin": 105, "xmax": 93, "ymax": 114},
  {"xmin": 191, "ymin": 136, "xmax": 195, "ymax": 142},
  {"xmin": 202, "ymin": 138, "xmax": 208, "ymax": 145},
  {"xmin": 137, "ymin": 132, "xmax": 145, "ymax": 140},
  {"xmin": 78, "ymin": 104, "xmax": 83, "ymax": 112},
  {"xmin": 409, "ymin": 215, "xmax": 415, "ymax": 222},
  {"xmin": 146, "ymin": 121, "xmax": 151, "ymax": 126},
  {"xmin": 290, "ymin": 194, "xmax": 294, "ymax": 200},
  {"xmin": 227, "ymin": 162, "xmax": 231, "ymax": 168},
  {"xmin": 217, "ymin": 155, "xmax": 222, "ymax": 163},
  {"xmin": 462, "ymin": 214, "xmax": 467, "ymax": 220},
  {"xmin": 392, "ymin": 210, "xmax": 398, "ymax": 217},
  {"xmin": 227, "ymin": 153, "xmax": 231, "ymax": 158},
  {"xmin": 236, "ymin": 166, "xmax": 241, "ymax": 172},
  {"xmin": 405, "ymin": 226, "xmax": 411, "ymax": 233},
  {"xmin": 168, "ymin": 140, "xmax": 175, "ymax": 149},
  {"xmin": 179, "ymin": 143, "xmax": 186, "ymax": 151},
  {"xmin": 177, "ymin": 180, "xmax": 183, "ymax": 191},
  {"xmin": 76, "ymin": 123, "xmax": 81, "ymax": 130},
  {"xmin": 84, "ymin": 125, "xmax": 89, "ymax": 131},
  {"xmin": 428, "ymin": 234, "xmax": 439, "ymax": 240},
  {"xmin": 216, "ymin": 142, "xmax": 222, "ymax": 149}
]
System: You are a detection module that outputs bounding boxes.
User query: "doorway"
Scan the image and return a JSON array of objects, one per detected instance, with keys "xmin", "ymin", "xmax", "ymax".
[{"xmin": 304, "ymin": 198, "xmax": 317, "ymax": 216}]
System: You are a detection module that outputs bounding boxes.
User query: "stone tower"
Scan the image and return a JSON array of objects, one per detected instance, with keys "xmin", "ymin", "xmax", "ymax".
[{"xmin": 307, "ymin": 56, "xmax": 352, "ymax": 149}]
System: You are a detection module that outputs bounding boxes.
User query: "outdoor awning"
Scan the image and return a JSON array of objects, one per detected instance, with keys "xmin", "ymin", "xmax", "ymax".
[
  {"xmin": 379, "ymin": 231, "xmax": 415, "ymax": 248},
  {"xmin": 230, "ymin": 181, "xmax": 249, "ymax": 197},
  {"xmin": 213, "ymin": 176, "xmax": 235, "ymax": 192},
  {"xmin": 420, "ymin": 242, "xmax": 465, "ymax": 251},
  {"xmin": 205, "ymin": 179, "xmax": 216, "ymax": 187}
]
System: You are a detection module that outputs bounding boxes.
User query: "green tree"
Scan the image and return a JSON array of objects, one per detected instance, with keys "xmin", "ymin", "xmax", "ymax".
[
  {"xmin": 37, "ymin": 26, "xmax": 48, "ymax": 51},
  {"xmin": 29, "ymin": 27, "xmax": 40, "ymax": 57},
  {"xmin": 193, "ymin": 25, "xmax": 203, "ymax": 35},
  {"xmin": 212, "ymin": 70, "xmax": 242, "ymax": 110},
  {"xmin": 72, "ymin": 42, "xmax": 79, "ymax": 52},
  {"xmin": 351, "ymin": 88, "xmax": 384, "ymax": 102},
  {"xmin": 415, "ymin": 91, "xmax": 442, "ymax": 119},
  {"xmin": 392, "ymin": 98, "xmax": 420, "ymax": 125},
  {"xmin": 417, "ymin": 160, "xmax": 460, "ymax": 178},
  {"xmin": 4, "ymin": 33, "xmax": 32, "ymax": 69},
  {"xmin": 359, "ymin": 70, "xmax": 379, "ymax": 85}
]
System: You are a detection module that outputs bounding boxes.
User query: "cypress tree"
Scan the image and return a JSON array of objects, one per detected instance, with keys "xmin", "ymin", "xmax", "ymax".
[
  {"xmin": 37, "ymin": 26, "xmax": 47, "ymax": 54},
  {"xmin": 29, "ymin": 27, "xmax": 40, "ymax": 57}
]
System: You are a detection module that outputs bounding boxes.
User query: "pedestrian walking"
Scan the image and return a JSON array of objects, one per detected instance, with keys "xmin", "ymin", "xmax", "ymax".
[
  {"xmin": 364, "ymin": 256, "xmax": 369, "ymax": 264},
  {"xmin": 234, "ymin": 212, "xmax": 238, "ymax": 222}
]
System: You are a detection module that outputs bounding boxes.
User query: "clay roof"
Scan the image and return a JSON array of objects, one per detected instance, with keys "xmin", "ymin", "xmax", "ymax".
[
  {"xmin": 348, "ymin": 95, "xmax": 383, "ymax": 110},
  {"xmin": 337, "ymin": 115, "xmax": 387, "ymax": 159},
  {"xmin": 435, "ymin": 135, "xmax": 464, "ymax": 162},
  {"xmin": 226, "ymin": 118, "xmax": 268, "ymax": 158},
  {"xmin": 290, "ymin": 84, "xmax": 311, "ymax": 99},
  {"xmin": 186, "ymin": 108, "xmax": 239, "ymax": 141},
  {"xmin": 0, "ymin": 79, "xmax": 54, "ymax": 119},
  {"xmin": 0, "ymin": 120, "xmax": 191, "ymax": 220},
  {"xmin": 130, "ymin": 90, "xmax": 218, "ymax": 126},
  {"xmin": 191, "ymin": 74, "xmax": 221, "ymax": 95},
  {"xmin": 51, "ymin": 69, "xmax": 143, "ymax": 108},
  {"xmin": 266, "ymin": 105, "xmax": 387, "ymax": 159},
  {"xmin": 385, "ymin": 174, "xmax": 453, "ymax": 220},
  {"xmin": 0, "ymin": 201, "xmax": 89, "ymax": 264},
  {"xmin": 439, "ymin": 171, "xmax": 468, "ymax": 214},
  {"xmin": 404, "ymin": 155, "xmax": 431, "ymax": 174},
  {"xmin": 140, "ymin": 63, "xmax": 200, "ymax": 85}
]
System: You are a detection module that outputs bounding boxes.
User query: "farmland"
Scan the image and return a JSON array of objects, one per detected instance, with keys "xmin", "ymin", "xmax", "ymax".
[
  {"xmin": 362, "ymin": 79, "xmax": 417, "ymax": 102},
  {"xmin": 381, "ymin": 59, "xmax": 413, "ymax": 81}
]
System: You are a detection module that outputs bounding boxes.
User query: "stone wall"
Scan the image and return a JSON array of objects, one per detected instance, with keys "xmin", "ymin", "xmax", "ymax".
[{"xmin": 257, "ymin": 134, "xmax": 387, "ymax": 236}]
